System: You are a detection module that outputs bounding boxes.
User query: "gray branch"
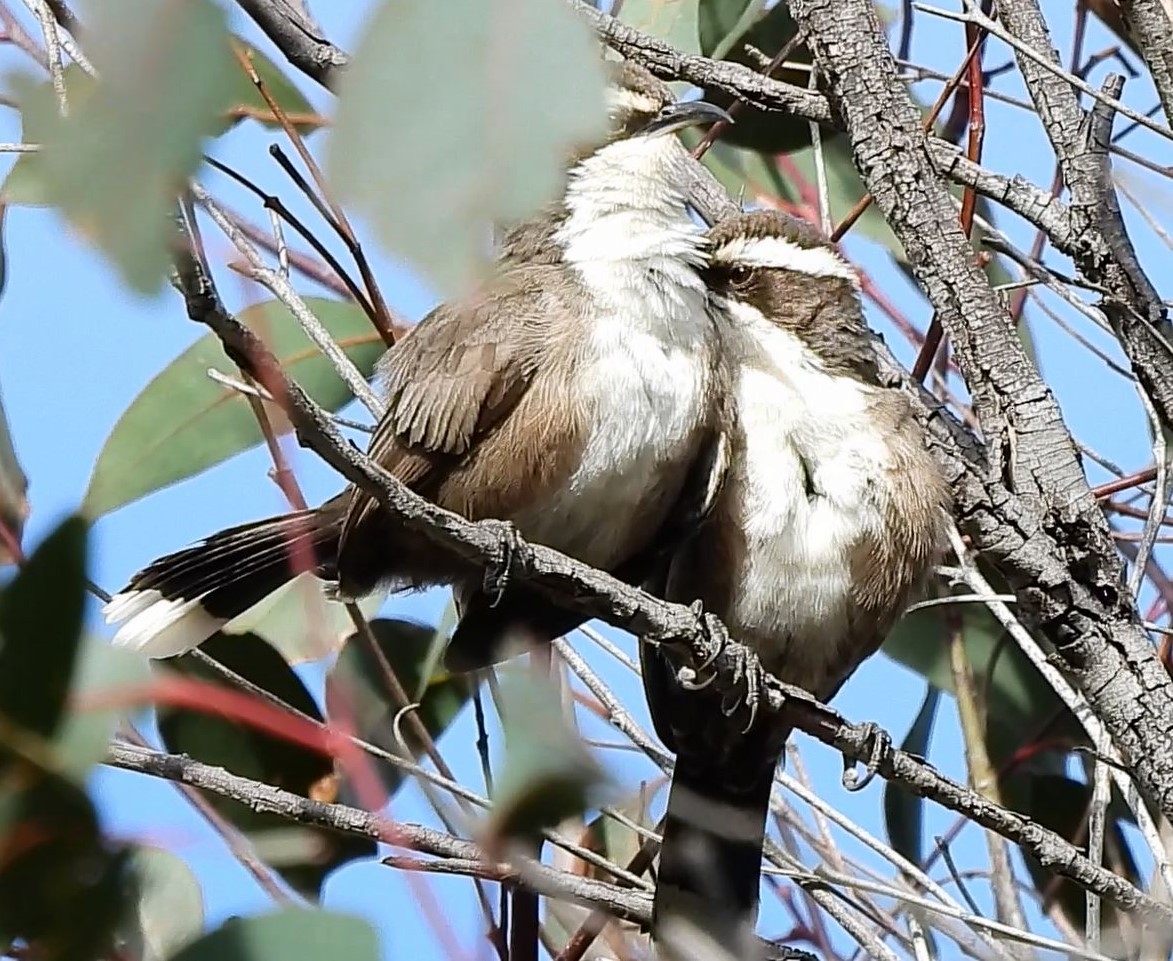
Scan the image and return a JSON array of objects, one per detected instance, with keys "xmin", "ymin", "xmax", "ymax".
[
  {"xmin": 780, "ymin": 0, "xmax": 1173, "ymax": 833},
  {"xmin": 993, "ymin": 0, "xmax": 1173, "ymax": 433},
  {"xmin": 235, "ymin": 0, "xmax": 347, "ymax": 88},
  {"xmin": 1117, "ymin": 0, "xmax": 1173, "ymax": 132}
]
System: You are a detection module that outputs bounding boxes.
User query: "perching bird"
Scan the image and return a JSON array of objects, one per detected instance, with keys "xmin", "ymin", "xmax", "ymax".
[
  {"xmin": 104, "ymin": 62, "xmax": 734, "ymax": 672},
  {"xmin": 641, "ymin": 209, "xmax": 950, "ymax": 956}
]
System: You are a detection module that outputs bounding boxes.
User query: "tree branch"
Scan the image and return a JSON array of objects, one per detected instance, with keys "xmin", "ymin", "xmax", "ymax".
[{"xmin": 785, "ymin": 0, "xmax": 1173, "ymax": 835}]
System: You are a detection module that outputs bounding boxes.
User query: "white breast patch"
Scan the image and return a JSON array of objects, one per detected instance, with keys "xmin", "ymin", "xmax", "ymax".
[{"xmin": 724, "ymin": 302, "xmax": 890, "ymax": 683}]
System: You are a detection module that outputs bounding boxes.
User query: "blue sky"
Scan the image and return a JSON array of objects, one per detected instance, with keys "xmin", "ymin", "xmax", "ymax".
[{"xmin": 1, "ymin": 1, "xmax": 1171, "ymax": 958}]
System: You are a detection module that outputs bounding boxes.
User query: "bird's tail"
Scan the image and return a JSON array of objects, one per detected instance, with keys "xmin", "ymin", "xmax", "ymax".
[
  {"xmin": 653, "ymin": 762, "xmax": 775, "ymax": 960},
  {"xmin": 103, "ymin": 507, "xmax": 342, "ymax": 658}
]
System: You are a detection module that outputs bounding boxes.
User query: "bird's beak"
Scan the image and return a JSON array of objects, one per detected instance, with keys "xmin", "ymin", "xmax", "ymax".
[{"xmin": 641, "ymin": 98, "xmax": 733, "ymax": 136}]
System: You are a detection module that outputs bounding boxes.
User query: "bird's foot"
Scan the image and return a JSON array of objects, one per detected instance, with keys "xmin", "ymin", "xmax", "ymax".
[
  {"xmin": 841, "ymin": 722, "xmax": 891, "ymax": 792},
  {"xmin": 675, "ymin": 601, "xmax": 723, "ymax": 691},
  {"xmin": 720, "ymin": 639, "xmax": 768, "ymax": 735},
  {"xmin": 478, "ymin": 519, "xmax": 528, "ymax": 607}
]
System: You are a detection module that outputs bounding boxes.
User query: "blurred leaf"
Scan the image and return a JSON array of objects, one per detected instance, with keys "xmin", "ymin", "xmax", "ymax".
[
  {"xmin": 328, "ymin": 0, "xmax": 607, "ymax": 294},
  {"xmin": 224, "ymin": 42, "xmax": 318, "ymax": 133},
  {"xmin": 56, "ymin": 640, "xmax": 151, "ymax": 779},
  {"xmin": 488, "ymin": 674, "xmax": 607, "ymax": 843},
  {"xmin": 327, "ymin": 617, "xmax": 467, "ymax": 795},
  {"xmin": 3, "ymin": 39, "xmax": 314, "ymax": 210},
  {"xmin": 883, "ymin": 592, "xmax": 1081, "ymax": 775},
  {"xmin": 883, "ymin": 686, "xmax": 939, "ymax": 866},
  {"xmin": 84, "ymin": 297, "xmax": 382, "ymax": 518},
  {"xmin": 0, "ymin": 769, "xmax": 131, "ymax": 961},
  {"xmin": 0, "ymin": 385, "xmax": 26, "ymax": 565},
  {"xmin": 621, "ymin": 0, "xmax": 701, "ymax": 55},
  {"xmin": 579, "ymin": 789, "xmax": 651, "ymax": 883},
  {"xmin": 171, "ymin": 909, "xmax": 379, "ymax": 961},
  {"xmin": 697, "ymin": 0, "xmax": 817, "ymax": 152},
  {"xmin": 2, "ymin": 65, "xmax": 93, "ymax": 208},
  {"xmin": 1004, "ymin": 773, "xmax": 1138, "ymax": 950},
  {"xmin": 158, "ymin": 633, "xmax": 375, "ymax": 899},
  {"xmin": 0, "ymin": 515, "xmax": 86, "ymax": 740},
  {"xmin": 129, "ymin": 847, "xmax": 204, "ymax": 961},
  {"xmin": 225, "ymin": 575, "xmax": 385, "ymax": 666},
  {"xmin": 22, "ymin": 0, "xmax": 237, "ymax": 293}
]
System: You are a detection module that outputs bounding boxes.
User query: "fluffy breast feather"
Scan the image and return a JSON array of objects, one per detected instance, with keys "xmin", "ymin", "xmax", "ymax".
[{"xmin": 722, "ymin": 305, "xmax": 894, "ymax": 690}]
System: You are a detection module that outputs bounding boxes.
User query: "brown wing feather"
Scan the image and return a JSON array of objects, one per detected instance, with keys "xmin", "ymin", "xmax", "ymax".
[{"xmin": 337, "ymin": 266, "xmax": 573, "ymax": 574}]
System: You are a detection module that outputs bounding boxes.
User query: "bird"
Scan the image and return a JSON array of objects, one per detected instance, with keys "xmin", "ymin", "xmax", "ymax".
[
  {"xmin": 640, "ymin": 209, "xmax": 950, "ymax": 956},
  {"xmin": 104, "ymin": 61, "xmax": 735, "ymax": 670}
]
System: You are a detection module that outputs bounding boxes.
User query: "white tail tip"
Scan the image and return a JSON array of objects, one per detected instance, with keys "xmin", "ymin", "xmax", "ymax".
[{"xmin": 103, "ymin": 589, "xmax": 226, "ymax": 659}]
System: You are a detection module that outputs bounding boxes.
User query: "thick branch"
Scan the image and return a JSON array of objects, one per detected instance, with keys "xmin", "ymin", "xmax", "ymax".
[
  {"xmin": 1118, "ymin": 0, "xmax": 1173, "ymax": 131},
  {"xmin": 784, "ymin": 0, "xmax": 1173, "ymax": 827},
  {"xmin": 993, "ymin": 0, "xmax": 1173, "ymax": 432},
  {"xmin": 235, "ymin": 0, "xmax": 347, "ymax": 88}
]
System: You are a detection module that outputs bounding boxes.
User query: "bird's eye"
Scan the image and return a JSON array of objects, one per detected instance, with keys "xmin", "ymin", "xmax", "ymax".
[{"xmin": 728, "ymin": 264, "xmax": 754, "ymax": 287}]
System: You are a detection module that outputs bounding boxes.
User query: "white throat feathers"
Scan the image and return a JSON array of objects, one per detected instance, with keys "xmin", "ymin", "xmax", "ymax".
[{"xmin": 554, "ymin": 134, "xmax": 709, "ymax": 289}]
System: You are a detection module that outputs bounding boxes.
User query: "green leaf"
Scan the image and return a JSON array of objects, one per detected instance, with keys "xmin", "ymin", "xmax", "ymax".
[
  {"xmin": 0, "ymin": 384, "xmax": 26, "ymax": 565},
  {"xmin": 697, "ymin": 0, "xmax": 817, "ymax": 153},
  {"xmin": 621, "ymin": 0, "xmax": 702, "ymax": 55},
  {"xmin": 170, "ymin": 909, "xmax": 379, "ymax": 961},
  {"xmin": 22, "ymin": 0, "xmax": 238, "ymax": 293},
  {"xmin": 84, "ymin": 297, "xmax": 382, "ymax": 518},
  {"xmin": 224, "ymin": 576, "xmax": 385, "ymax": 665},
  {"xmin": 328, "ymin": 0, "xmax": 607, "ymax": 294},
  {"xmin": 56, "ymin": 640, "xmax": 151, "ymax": 779},
  {"xmin": 0, "ymin": 770, "xmax": 132, "ymax": 961},
  {"xmin": 883, "ymin": 591, "xmax": 1081, "ymax": 775},
  {"xmin": 327, "ymin": 618, "xmax": 468, "ymax": 795},
  {"xmin": 0, "ymin": 515, "xmax": 87, "ymax": 740},
  {"xmin": 882, "ymin": 686, "xmax": 939, "ymax": 866},
  {"xmin": 158, "ymin": 632, "xmax": 375, "ymax": 899},
  {"xmin": 488, "ymin": 674, "xmax": 607, "ymax": 842},
  {"xmin": 128, "ymin": 848, "xmax": 204, "ymax": 961},
  {"xmin": 224, "ymin": 42, "xmax": 318, "ymax": 133}
]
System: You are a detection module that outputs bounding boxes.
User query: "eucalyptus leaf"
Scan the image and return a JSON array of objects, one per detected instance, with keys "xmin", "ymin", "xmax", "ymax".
[
  {"xmin": 328, "ymin": 0, "xmax": 607, "ymax": 294},
  {"xmin": 0, "ymin": 772, "xmax": 131, "ymax": 961},
  {"xmin": 1004, "ymin": 774, "xmax": 1138, "ymax": 948},
  {"xmin": 326, "ymin": 617, "xmax": 468, "ymax": 796},
  {"xmin": 620, "ymin": 0, "xmax": 702, "ymax": 55},
  {"xmin": 224, "ymin": 42, "xmax": 319, "ymax": 133},
  {"xmin": 171, "ymin": 910, "xmax": 379, "ymax": 961},
  {"xmin": 0, "ymin": 515, "xmax": 87, "ymax": 741},
  {"xmin": 224, "ymin": 574, "xmax": 385, "ymax": 665},
  {"xmin": 56, "ymin": 640, "xmax": 151, "ymax": 779},
  {"xmin": 488, "ymin": 674, "xmax": 608, "ymax": 842},
  {"xmin": 158, "ymin": 632, "xmax": 376, "ymax": 899},
  {"xmin": 882, "ymin": 686, "xmax": 939, "ymax": 866},
  {"xmin": 883, "ymin": 592, "xmax": 1081, "ymax": 775},
  {"xmin": 84, "ymin": 297, "xmax": 382, "ymax": 518},
  {"xmin": 130, "ymin": 848, "xmax": 204, "ymax": 961},
  {"xmin": 697, "ymin": 0, "xmax": 816, "ymax": 152},
  {"xmin": 0, "ymin": 385, "xmax": 26, "ymax": 565},
  {"xmin": 26, "ymin": 0, "xmax": 238, "ymax": 293}
]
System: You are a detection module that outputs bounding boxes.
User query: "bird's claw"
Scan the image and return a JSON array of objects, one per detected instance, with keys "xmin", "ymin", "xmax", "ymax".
[
  {"xmin": 719, "ymin": 641, "xmax": 766, "ymax": 735},
  {"xmin": 677, "ymin": 601, "xmax": 724, "ymax": 691},
  {"xmin": 479, "ymin": 519, "xmax": 527, "ymax": 607},
  {"xmin": 841, "ymin": 722, "xmax": 891, "ymax": 792}
]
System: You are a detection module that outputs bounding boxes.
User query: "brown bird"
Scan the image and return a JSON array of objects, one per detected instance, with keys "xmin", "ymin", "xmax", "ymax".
[
  {"xmin": 104, "ymin": 63, "xmax": 733, "ymax": 669},
  {"xmin": 641, "ymin": 210, "xmax": 950, "ymax": 955}
]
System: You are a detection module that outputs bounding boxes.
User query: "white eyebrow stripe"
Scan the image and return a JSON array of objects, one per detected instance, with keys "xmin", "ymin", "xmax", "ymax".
[{"xmin": 714, "ymin": 235, "xmax": 858, "ymax": 286}]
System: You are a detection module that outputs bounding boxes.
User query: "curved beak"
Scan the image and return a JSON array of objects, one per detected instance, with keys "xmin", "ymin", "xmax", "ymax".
[{"xmin": 641, "ymin": 98, "xmax": 733, "ymax": 136}]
